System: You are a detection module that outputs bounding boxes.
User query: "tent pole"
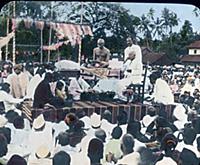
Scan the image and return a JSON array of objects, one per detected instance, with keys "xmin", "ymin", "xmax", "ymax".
[
  {"xmin": 78, "ymin": 2, "xmax": 83, "ymax": 64},
  {"xmin": 12, "ymin": 1, "xmax": 16, "ymax": 65}
]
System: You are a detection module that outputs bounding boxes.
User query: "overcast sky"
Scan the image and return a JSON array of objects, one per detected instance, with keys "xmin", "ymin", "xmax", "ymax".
[{"xmin": 120, "ymin": 3, "xmax": 200, "ymax": 33}]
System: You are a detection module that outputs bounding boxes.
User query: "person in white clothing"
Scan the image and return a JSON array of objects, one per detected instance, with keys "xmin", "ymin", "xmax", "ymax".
[
  {"xmin": 124, "ymin": 37, "xmax": 142, "ymax": 63},
  {"xmin": 0, "ymin": 83, "xmax": 23, "ymax": 112}
]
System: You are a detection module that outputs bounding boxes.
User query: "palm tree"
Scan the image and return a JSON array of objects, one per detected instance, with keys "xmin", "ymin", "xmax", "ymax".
[{"xmin": 138, "ymin": 14, "xmax": 153, "ymax": 48}]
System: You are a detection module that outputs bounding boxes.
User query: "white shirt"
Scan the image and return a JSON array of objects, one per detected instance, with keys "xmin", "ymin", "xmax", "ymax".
[
  {"xmin": 55, "ymin": 60, "xmax": 80, "ymax": 71},
  {"xmin": 26, "ymin": 74, "xmax": 43, "ymax": 100},
  {"xmin": 117, "ymin": 152, "xmax": 140, "ymax": 165},
  {"xmin": 153, "ymin": 78, "xmax": 174, "ymax": 105},
  {"xmin": 124, "ymin": 44, "xmax": 142, "ymax": 62},
  {"xmin": 0, "ymin": 90, "xmax": 23, "ymax": 112}
]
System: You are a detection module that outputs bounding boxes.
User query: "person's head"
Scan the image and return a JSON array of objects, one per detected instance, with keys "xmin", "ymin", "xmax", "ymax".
[
  {"xmin": 56, "ymin": 81, "xmax": 64, "ymax": 91},
  {"xmin": 5, "ymin": 111, "xmax": 19, "ymax": 123},
  {"xmin": 179, "ymin": 148, "xmax": 199, "ymax": 165},
  {"xmin": 183, "ymin": 127, "xmax": 196, "ymax": 145},
  {"xmin": 0, "ymin": 133, "xmax": 8, "ymax": 157},
  {"xmin": 121, "ymin": 134, "xmax": 135, "ymax": 155},
  {"xmin": 0, "ymin": 82, "xmax": 10, "ymax": 93},
  {"xmin": 111, "ymin": 126, "xmax": 122, "ymax": 139},
  {"xmin": 97, "ymin": 38, "xmax": 105, "ymax": 49},
  {"xmin": 57, "ymin": 132, "xmax": 69, "ymax": 146},
  {"xmin": 7, "ymin": 154, "xmax": 27, "ymax": 165},
  {"xmin": 127, "ymin": 121, "xmax": 141, "ymax": 137},
  {"xmin": 160, "ymin": 133, "xmax": 178, "ymax": 155},
  {"xmin": 137, "ymin": 147, "xmax": 156, "ymax": 165},
  {"xmin": 117, "ymin": 110, "xmax": 128, "ymax": 125},
  {"xmin": 102, "ymin": 110, "xmax": 112, "ymax": 123},
  {"xmin": 95, "ymin": 128, "xmax": 106, "ymax": 143},
  {"xmin": 53, "ymin": 151, "xmax": 71, "ymax": 165},
  {"xmin": 36, "ymin": 67, "xmax": 45, "ymax": 77},
  {"xmin": 0, "ymin": 127, "xmax": 11, "ymax": 144},
  {"xmin": 13, "ymin": 116, "xmax": 24, "ymax": 129},
  {"xmin": 64, "ymin": 113, "xmax": 78, "ymax": 129},
  {"xmin": 126, "ymin": 37, "xmax": 133, "ymax": 47},
  {"xmin": 149, "ymin": 71, "xmax": 162, "ymax": 84},
  {"xmin": 44, "ymin": 72, "xmax": 53, "ymax": 82},
  {"xmin": 13, "ymin": 64, "xmax": 22, "ymax": 75},
  {"xmin": 87, "ymin": 138, "xmax": 104, "ymax": 163},
  {"xmin": 73, "ymin": 120, "xmax": 85, "ymax": 132}
]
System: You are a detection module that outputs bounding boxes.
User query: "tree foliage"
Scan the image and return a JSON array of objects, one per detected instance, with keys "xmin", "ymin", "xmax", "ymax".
[{"xmin": 0, "ymin": 2, "xmax": 199, "ymax": 63}]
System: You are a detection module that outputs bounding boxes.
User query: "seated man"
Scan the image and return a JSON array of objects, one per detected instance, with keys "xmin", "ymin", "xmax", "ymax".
[
  {"xmin": 93, "ymin": 38, "xmax": 111, "ymax": 68},
  {"xmin": 0, "ymin": 83, "xmax": 23, "ymax": 113}
]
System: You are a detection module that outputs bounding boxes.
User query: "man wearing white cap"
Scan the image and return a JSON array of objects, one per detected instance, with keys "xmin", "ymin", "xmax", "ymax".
[{"xmin": 27, "ymin": 114, "xmax": 54, "ymax": 156}]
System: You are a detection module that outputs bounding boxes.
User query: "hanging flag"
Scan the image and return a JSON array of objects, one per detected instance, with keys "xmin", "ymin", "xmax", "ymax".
[
  {"xmin": 35, "ymin": 21, "xmax": 45, "ymax": 30},
  {"xmin": 82, "ymin": 25, "xmax": 93, "ymax": 36},
  {"xmin": 12, "ymin": 19, "xmax": 16, "ymax": 31},
  {"xmin": 74, "ymin": 24, "xmax": 83, "ymax": 36},
  {"xmin": 24, "ymin": 18, "xmax": 33, "ymax": 29},
  {"xmin": 42, "ymin": 42, "xmax": 64, "ymax": 51}
]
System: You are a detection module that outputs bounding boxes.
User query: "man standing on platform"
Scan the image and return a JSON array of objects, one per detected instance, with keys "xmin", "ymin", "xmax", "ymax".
[
  {"xmin": 124, "ymin": 37, "xmax": 142, "ymax": 63},
  {"xmin": 93, "ymin": 38, "xmax": 111, "ymax": 68}
]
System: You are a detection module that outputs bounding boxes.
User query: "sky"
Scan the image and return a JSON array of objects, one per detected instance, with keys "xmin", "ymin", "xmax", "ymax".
[{"xmin": 120, "ymin": 3, "xmax": 200, "ymax": 33}]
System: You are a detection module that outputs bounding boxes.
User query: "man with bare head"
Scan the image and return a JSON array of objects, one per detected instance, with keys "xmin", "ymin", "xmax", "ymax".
[{"xmin": 93, "ymin": 38, "xmax": 111, "ymax": 68}]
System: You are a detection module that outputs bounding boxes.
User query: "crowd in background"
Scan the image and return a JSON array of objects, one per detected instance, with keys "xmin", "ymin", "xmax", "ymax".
[{"xmin": 0, "ymin": 57, "xmax": 200, "ymax": 165}]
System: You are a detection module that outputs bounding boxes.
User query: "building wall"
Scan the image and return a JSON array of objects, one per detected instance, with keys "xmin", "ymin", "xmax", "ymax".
[{"xmin": 189, "ymin": 49, "xmax": 200, "ymax": 55}]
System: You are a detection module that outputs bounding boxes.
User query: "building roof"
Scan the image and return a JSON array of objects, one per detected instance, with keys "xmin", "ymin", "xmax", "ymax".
[
  {"xmin": 142, "ymin": 52, "xmax": 173, "ymax": 65},
  {"xmin": 187, "ymin": 40, "xmax": 200, "ymax": 49},
  {"xmin": 180, "ymin": 55, "xmax": 200, "ymax": 63}
]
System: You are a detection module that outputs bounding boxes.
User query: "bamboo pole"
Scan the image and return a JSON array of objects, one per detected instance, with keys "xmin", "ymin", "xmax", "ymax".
[
  {"xmin": 5, "ymin": 17, "xmax": 9, "ymax": 60},
  {"xmin": 12, "ymin": 1, "xmax": 16, "ymax": 65},
  {"xmin": 40, "ymin": 28, "xmax": 43, "ymax": 63},
  {"xmin": 78, "ymin": 2, "xmax": 83, "ymax": 64},
  {"xmin": 47, "ymin": 2, "xmax": 53, "ymax": 63}
]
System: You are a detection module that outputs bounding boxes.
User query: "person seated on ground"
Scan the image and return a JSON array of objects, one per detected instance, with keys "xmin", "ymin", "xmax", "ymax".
[
  {"xmin": 178, "ymin": 148, "xmax": 200, "ymax": 165},
  {"xmin": 148, "ymin": 70, "xmax": 174, "ymax": 105},
  {"xmin": 179, "ymin": 91, "xmax": 195, "ymax": 108},
  {"xmin": 95, "ymin": 128, "xmax": 106, "ymax": 143},
  {"xmin": 157, "ymin": 133, "xmax": 180, "ymax": 164},
  {"xmin": 54, "ymin": 80, "xmax": 73, "ymax": 107},
  {"xmin": 54, "ymin": 131, "xmax": 78, "ymax": 155},
  {"xmin": 117, "ymin": 134, "xmax": 140, "ymax": 165},
  {"xmin": 117, "ymin": 110, "xmax": 128, "ymax": 135},
  {"xmin": 68, "ymin": 72, "xmax": 91, "ymax": 101},
  {"xmin": 53, "ymin": 151, "xmax": 71, "ymax": 165},
  {"xmin": 0, "ymin": 115, "xmax": 11, "ymax": 144},
  {"xmin": 0, "ymin": 83, "xmax": 23, "ymax": 113},
  {"xmin": 33, "ymin": 72, "xmax": 59, "ymax": 108},
  {"xmin": 146, "ymin": 116, "xmax": 177, "ymax": 143},
  {"xmin": 27, "ymin": 114, "xmax": 53, "ymax": 155},
  {"xmin": 93, "ymin": 38, "xmax": 111, "ymax": 68},
  {"xmin": 127, "ymin": 121, "xmax": 149, "ymax": 144},
  {"xmin": 87, "ymin": 138, "xmax": 104, "ymax": 165},
  {"xmin": 137, "ymin": 146, "xmax": 157, "ymax": 165},
  {"xmin": 175, "ymin": 127, "xmax": 199, "ymax": 158},
  {"xmin": 64, "ymin": 113, "xmax": 78, "ymax": 132},
  {"xmin": 100, "ymin": 110, "xmax": 116, "ymax": 139},
  {"xmin": 103, "ymin": 126, "xmax": 123, "ymax": 164},
  {"xmin": 7, "ymin": 154, "xmax": 27, "ymax": 165},
  {"xmin": 10, "ymin": 116, "xmax": 29, "ymax": 147},
  {"xmin": 0, "ymin": 134, "xmax": 8, "ymax": 165}
]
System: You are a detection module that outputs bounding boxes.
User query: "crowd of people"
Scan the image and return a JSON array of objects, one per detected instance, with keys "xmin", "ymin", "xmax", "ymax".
[{"xmin": 0, "ymin": 37, "xmax": 200, "ymax": 164}]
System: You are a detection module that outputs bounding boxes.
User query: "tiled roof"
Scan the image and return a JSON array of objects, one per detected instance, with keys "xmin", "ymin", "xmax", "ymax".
[
  {"xmin": 187, "ymin": 40, "xmax": 200, "ymax": 49},
  {"xmin": 180, "ymin": 55, "xmax": 200, "ymax": 63}
]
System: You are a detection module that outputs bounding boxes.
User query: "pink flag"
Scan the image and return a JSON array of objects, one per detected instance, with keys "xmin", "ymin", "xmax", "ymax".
[
  {"xmin": 24, "ymin": 19, "xmax": 33, "ymax": 29},
  {"xmin": 12, "ymin": 19, "xmax": 16, "ymax": 31},
  {"xmin": 82, "ymin": 25, "xmax": 93, "ymax": 36},
  {"xmin": 35, "ymin": 21, "xmax": 44, "ymax": 30}
]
